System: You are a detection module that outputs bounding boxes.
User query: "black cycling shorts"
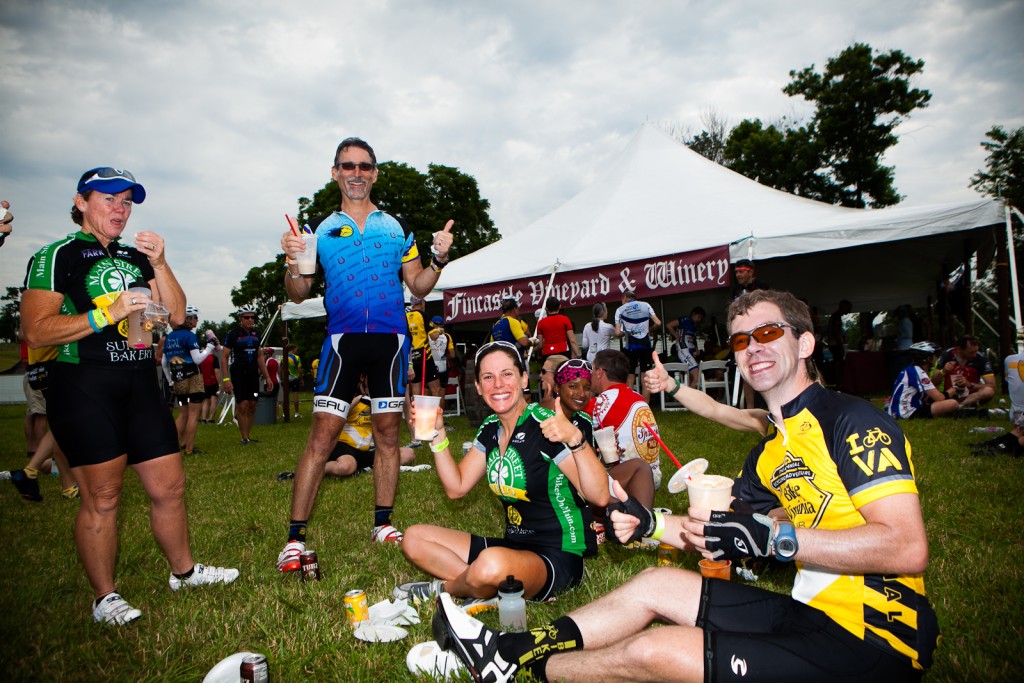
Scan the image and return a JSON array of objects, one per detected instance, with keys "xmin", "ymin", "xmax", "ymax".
[
  {"xmin": 699, "ymin": 577, "xmax": 923, "ymax": 682},
  {"xmin": 410, "ymin": 347, "xmax": 440, "ymax": 385},
  {"xmin": 467, "ymin": 536, "xmax": 584, "ymax": 602},
  {"xmin": 230, "ymin": 369, "xmax": 260, "ymax": 402},
  {"xmin": 623, "ymin": 347, "xmax": 655, "ymax": 374},
  {"xmin": 47, "ymin": 363, "xmax": 179, "ymax": 468},
  {"xmin": 314, "ymin": 333, "xmax": 408, "ymax": 418},
  {"xmin": 204, "ymin": 383, "xmax": 219, "ymax": 398},
  {"xmin": 328, "ymin": 441, "xmax": 375, "ymax": 471}
]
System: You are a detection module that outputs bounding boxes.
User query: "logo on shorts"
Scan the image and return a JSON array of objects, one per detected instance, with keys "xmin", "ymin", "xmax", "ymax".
[{"xmin": 730, "ymin": 655, "xmax": 748, "ymax": 676}]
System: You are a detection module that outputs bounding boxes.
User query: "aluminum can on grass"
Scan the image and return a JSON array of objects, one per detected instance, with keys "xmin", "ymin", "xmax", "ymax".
[
  {"xmin": 300, "ymin": 550, "xmax": 321, "ymax": 582},
  {"xmin": 344, "ymin": 589, "xmax": 370, "ymax": 629},
  {"xmin": 240, "ymin": 654, "xmax": 269, "ymax": 682}
]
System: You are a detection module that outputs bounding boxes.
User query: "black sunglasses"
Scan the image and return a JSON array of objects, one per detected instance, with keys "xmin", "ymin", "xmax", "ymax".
[
  {"xmin": 335, "ymin": 161, "xmax": 375, "ymax": 172},
  {"xmin": 729, "ymin": 322, "xmax": 795, "ymax": 352}
]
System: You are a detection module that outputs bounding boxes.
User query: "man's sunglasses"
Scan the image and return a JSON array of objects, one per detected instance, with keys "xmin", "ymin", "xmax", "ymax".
[
  {"xmin": 729, "ymin": 322, "xmax": 796, "ymax": 352},
  {"xmin": 335, "ymin": 161, "xmax": 375, "ymax": 172},
  {"xmin": 240, "ymin": 315, "xmax": 256, "ymax": 320}
]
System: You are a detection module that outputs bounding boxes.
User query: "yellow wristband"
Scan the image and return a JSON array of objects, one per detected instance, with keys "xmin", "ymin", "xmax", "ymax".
[
  {"xmin": 101, "ymin": 306, "xmax": 116, "ymax": 325},
  {"xmin": 90, "ymin": 308, "xmax": 109, "ymax": 330},
  {"xmin": 430, "ymin": 436, "xmax": 450, "ymax": 453},
  {"xmin": 650, "ymin": 510, "xmax": 666, "ymax": 540}
]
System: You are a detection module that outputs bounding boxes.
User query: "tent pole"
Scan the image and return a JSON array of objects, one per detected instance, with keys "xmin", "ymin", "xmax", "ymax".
[
  {"xmin": 1008, "ymin": 205, "xmax": 1023, "ymax": 353},
  {"xmin": 525, "ymin": 261, "xmax": 560, "ymax": 369}
]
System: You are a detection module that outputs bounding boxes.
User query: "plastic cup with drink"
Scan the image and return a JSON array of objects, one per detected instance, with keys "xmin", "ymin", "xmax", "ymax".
[
  {"xmin": 295, "ymin": 232, "xmax": 318, "ymax": 275},
  {"xmin": 593, "ymin": 426, "xmax": 619, "ymax": 465},
  {"xmin": 412, "ymin": 394, "xmax": 441, "ymax": 441},
  {"xmin": 686, "ymin": 474, "xmax": 734, "ymax": 511}
]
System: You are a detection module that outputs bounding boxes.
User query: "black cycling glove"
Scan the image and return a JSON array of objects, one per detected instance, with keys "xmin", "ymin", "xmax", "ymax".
[
  {"xmin": 703, "ymin": 511, "xmax": 775, "ymax": 560},
  {"xmin": 606, "ymin": 497, "xmax": 655, "ymax": 545}
]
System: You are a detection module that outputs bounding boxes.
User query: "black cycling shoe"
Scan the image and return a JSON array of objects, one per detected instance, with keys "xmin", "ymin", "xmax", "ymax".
[{"xmin": 432, "ymin": 593, "xmax": 517, "ymax": 683}]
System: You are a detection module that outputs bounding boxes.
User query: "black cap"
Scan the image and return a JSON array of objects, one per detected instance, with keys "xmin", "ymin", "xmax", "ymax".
[{"xmin": 498, "ymin": 574, "xmax": 524, "ymax": 594}]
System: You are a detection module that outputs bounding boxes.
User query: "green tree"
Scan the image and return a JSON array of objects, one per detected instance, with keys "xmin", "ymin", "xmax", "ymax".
[
  {"xmin": 970, "ymin": 125, "xmax": 1024, "ymax": 210},
  {"xmin": 783, "ymin": 42, "xmax": 931, "ymax": 208},
  {"xmin": 724, "ymin": 119, "xmax": 830, "ymax": 199}
]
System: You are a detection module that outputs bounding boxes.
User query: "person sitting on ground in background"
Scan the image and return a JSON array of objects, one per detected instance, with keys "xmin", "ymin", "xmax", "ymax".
[
  {"xmin": 614, "ymin": 290, "xmax": 661, "ymax": 404},
  {"xmin": 555, "ymin": 357, "xmax": 652, "ymax": 545},
  {"xmin": 588, "ymin": 349, "xmax": 663, "ymax": 489},
  {"xmin": 433, "ymin": 289, "xmax": 938, "ymax": 683},
  {"xmin": 931, "ymin": 334, "xmax": 996, "ymax": 409},
  {"xmin": 536, "ymin": 296, "xmax": 580, "ymax": 361},
  {"xmin": 581, "ymin": 302, "xmax": 616, "ymax": 363},
  {"xmin": 397, "ymin": 341, "xmax": 609, "ymax": 606},
  {"xmin": 163, "ymin": 305, "xmax": 217, "ymax": 456},
  {"xmin": 666, "ymin": 306, "xmax": 706, "ymax": 387},
  {"xmin": 280, "ymin": 376, "xmax": 417, "ymax": 479},
  {"xmin": 972, "ymin": 350, "xmax": 1024, "ymax": 457},
  {"xmin": 887, "ymin": 342, "xmax": 962, "ymax": 420},
  {"xmin": 285, "ymin": 344, "xmax": 303, "ymax": 419}
]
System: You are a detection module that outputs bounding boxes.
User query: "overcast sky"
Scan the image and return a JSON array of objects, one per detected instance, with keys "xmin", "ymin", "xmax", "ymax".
[{"xmin": 1, "ymin": 0, "xmax": 1021, "ymax": 323}]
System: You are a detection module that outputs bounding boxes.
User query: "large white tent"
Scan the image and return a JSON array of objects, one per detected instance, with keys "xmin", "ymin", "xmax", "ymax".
[{"xmin": 435, "ymin": 123, "xmax": 1005, "ymax": 321}]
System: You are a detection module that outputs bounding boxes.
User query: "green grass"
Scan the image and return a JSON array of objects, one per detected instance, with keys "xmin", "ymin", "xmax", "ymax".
[{"xmin": 0, "ymin": 397, "xmax": 1022, "ymax": 681}]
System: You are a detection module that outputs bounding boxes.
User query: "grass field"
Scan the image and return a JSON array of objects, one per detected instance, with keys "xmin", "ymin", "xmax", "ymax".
[{"xmin": 0, "ymin": 394, "xmax": 1022, "ymax": 682}]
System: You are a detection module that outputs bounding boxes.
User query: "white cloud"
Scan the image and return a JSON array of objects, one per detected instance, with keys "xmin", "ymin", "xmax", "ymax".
[{"xmin": 1, "ymin": 0, "xmax": 1021, "ymax": 321}]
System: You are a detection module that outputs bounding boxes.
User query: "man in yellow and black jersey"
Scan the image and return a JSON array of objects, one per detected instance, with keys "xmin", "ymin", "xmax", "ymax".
[{"xmin": 432, "ymin": 289, "xmax": 938, "ymax": 683}]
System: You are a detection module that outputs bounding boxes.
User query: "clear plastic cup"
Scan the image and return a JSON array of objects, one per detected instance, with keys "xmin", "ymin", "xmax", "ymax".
[
  {"xmin": 593, "ymin": 426, "xmax": 619, "ymax": 464},
  {"xmin": 142, "ymin": 302, "xmax": 169, "ymax": 332},
  {"xmin": 412, "ymin": 394, "xmax": 441, "ymax": 440},
  {"xmin": 295, "ymin": 233, "xmax": 318, "ymax": 275},
  {"xmin": 686, "ymin": 474, "xmax": 734, "ymax": 511}
]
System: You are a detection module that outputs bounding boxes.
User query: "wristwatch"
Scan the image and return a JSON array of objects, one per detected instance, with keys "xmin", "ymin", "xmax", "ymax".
[{"xmin": 774, "ymin": 520, "xmax": 798, "ymax": 561}]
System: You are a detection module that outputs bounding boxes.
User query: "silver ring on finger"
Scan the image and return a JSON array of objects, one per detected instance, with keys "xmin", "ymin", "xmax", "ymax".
[{"xmin": 131, "ymin": 298, "xmax": 137, "ymax": 304}]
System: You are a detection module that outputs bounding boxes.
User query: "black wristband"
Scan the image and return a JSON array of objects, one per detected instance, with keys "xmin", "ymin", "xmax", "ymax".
[
  {"xmin": 430, "ymin": 255, "xmax": 447, "ymax": 271},
  {"xmin": 567, "ymin": 435, "xmax": 586, "ymax": 452}
]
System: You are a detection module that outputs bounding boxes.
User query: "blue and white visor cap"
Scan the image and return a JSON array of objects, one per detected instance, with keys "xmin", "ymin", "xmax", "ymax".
[{"xmin": 77, "ymin": 167, "xmax": 146, "ymax": 204}]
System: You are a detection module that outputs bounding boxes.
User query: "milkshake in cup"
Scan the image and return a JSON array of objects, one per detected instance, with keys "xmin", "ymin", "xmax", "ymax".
[
  {"xmin": 412, "ymin": 394, "xmax": 441, "ymax": 441},
  {"xmin": 593, "ymin": 426, "xmax": 619, "ymax": 465},
  {"xmin": 686, "ymin": 474, "xmax": 734, "ymax": 511},
  {"xmin": 295, "ymin": 233, "xmax": 319, "ymax": 275}
]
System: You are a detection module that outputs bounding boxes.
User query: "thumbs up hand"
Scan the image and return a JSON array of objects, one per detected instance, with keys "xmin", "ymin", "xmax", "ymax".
[{"xmin": 541, "ymin": 399, "xmax": 583, "ymax": 448}]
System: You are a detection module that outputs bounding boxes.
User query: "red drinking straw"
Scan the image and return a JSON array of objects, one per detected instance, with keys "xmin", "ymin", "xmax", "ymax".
[
  {"xmin": 421, "ymin": 347, "xmax": 428, "ymax": 395},
  {"xmin": 642, "ymin": 421, "xmax": 683, "ymax": 469},
  {"xmin": 285, "ymin": 214, "xmax": 300, "ymax": 237}
]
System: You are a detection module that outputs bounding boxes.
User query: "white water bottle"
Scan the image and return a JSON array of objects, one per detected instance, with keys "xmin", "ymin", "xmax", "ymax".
[{"xmin": 497, "ymin": 575, "xmax": 527, "ymax": 632}]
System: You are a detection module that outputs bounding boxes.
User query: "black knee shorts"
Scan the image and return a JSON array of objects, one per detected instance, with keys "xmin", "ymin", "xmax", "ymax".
[
  {"xmin": 314, "ymin": 333, "xmax": 408, "ymax": 418},
  {"xmin": 623, "ymin": 347, "xmax": 655, "ymax": 374},
  {"xmin": 410, "ymin": 347, "xmax": 440, "ymax": 385},
  {"xmin": 47, "ymin": 363, "xmax": 179, "ymax": 468},
  {"xmin": 230, "ymin": 369, "xmax": 260, "ymax": 402},
  {"xmin": 699, "ymin": 578, "xmax": 924, "ymax": 682},
  {"xmin": 468, "ymin": 536, "xmax": 584, "ymax": 602},
  {"xmin": 204, "ymin": 383, "xmax": 219, "ymax": 398},
  {"xmin": 328, "ymin": 441, "xmax": 375, "ymax": 471}
]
